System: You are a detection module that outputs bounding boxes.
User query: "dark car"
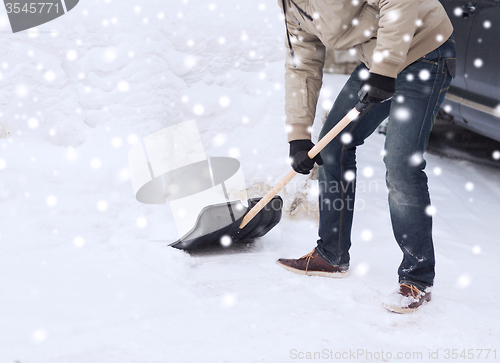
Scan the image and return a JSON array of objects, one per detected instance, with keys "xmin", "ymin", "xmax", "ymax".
[{"xmin": 439, "ymin": 0, "xmax": 500, "ymax": 142}]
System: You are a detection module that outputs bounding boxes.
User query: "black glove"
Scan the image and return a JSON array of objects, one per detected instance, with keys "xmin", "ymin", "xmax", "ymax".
[
  {"xmin": 358, "ymin": 72, "xmax": 396, "ymax": 104},
  {"xmin": 289, "ymin": 139, "xmax": 324, "ymax": 175}
]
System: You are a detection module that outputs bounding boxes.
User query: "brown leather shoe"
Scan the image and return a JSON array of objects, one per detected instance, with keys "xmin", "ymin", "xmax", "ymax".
[
  {"xmin": 276, "ymin": 249, "xmax": 350, "ymax": 278},
  {"xmin": 382, "ymin": 284, "xmax": 432, "ymax": 314}
]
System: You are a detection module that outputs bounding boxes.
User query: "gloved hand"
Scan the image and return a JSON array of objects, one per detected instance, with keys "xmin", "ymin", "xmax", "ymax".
[
  {"xmin": 289, "ymin": 139, "xmax": 324, "ymax": 175},
  {"xmin": 358, "ymin": 72, "xmax": 396, "ymax": 104}
]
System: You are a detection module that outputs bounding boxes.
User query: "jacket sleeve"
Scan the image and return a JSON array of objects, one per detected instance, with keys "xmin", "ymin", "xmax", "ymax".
[
  {"xmin": 369, "ymin": 0, "xmax": 419, "ymax": 78},
  {"xmin": 282, "ymin": 16, "xmax": 326, "ymax": 142}
]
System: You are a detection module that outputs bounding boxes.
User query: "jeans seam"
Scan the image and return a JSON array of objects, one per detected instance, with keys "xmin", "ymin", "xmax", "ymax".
[{"xmin": 336, "ymin": 103, "xmax": 373, "ymax": 265}]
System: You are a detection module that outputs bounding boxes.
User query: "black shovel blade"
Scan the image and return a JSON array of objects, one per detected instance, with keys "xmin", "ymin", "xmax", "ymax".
[{"xmin": 170, "ymin": 196, "xmax": 283, "ymax": 250}]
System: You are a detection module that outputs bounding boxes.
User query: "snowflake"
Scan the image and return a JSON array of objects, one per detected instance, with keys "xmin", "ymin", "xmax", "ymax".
[
  {"xmin": 465, "ymin": 182, "xmax": 474, "ymax": 191},
  {"xmin": 33, "ymin": 329, "xmax": 47, "ymax": 343},
  {"xmin": 0, "ymin": 159, "xmax": 6, "ymax": 170},
  {"xmin": 117, "ymin": 81, "xmax": 129, "ymax": 92},
  {"xmin": 229, "ymin": 147, "xmax": 240, "ymax": 158},
  {"xmin": 341, "ymin": 133, "xmax": 353, "ymax": 144},
  {"xmin": 46, "ymin": 195, "xmax": 57, "ymax": 207},
  {"xmin": 16, "ymin": 85, "xmax": 29, "ymax": 97},
  {"xmin": 492, "ymin": 150, "xmax": 500, "ymax": 160},
  {"xmin": 394, "ymin": 107, "xmax": 410, "ymax": 121},
  {"xmin": 136, "ymin": 217, "xmax": 147, "ymax": 228},
  {"xmin": 193, "ymin": 104, "xmax": 204, "ymax": 115},
  {"xmin": 483, "ymin": 20, "xmax": 491, "ymax": 29},
  {"xmin": 103, "ymin": 48, "xmax": 117, "ymax": 62},
  {"xmin": 472, "ymin": 245, "xmax": 481, "ymax": 254},
  {"xmin": 209, "ymin": 3, "xmax": 216, "ymax": 11},
  {"xmin": 97, "ymin": 200, "xmax": 108, "ymax": 211},
  {"xmin": 361, "ymin": 229, "xmax": 372, "ymax": 241},
  {"xmin": 362, "ymin": 166, "xmax": 374, "ymax": 177},
  {"xmin": 474, "ymin": 58, "xmax": 483, "ymax": 68},
  {"xmin": 220, "ymin": 235, "xmax": 232, "ymax": 247},
  {"xmin": 419, "ymin": 70, "xmax": 430, "ymax": 81},
  {"xmin": 344, "ymin": 170, "xmax": 355, "ymax": 181},
  {"xmin": 74, "ymin": 236, "xmax": 85, "ymax": 248},
  {"xmin": 213, "ymin": 133, "xmax": 226, "ymax": 147},
  {"xmin": 456, "ymin": 274, "xmax": 471, "ymax": 288},
  {"xmin": 111, "ymin": 137, "xmax": 122, "ymax": 148},
  {"xmin": 453, "ymin": 7, "xmax": 463, "ymax": 16},
  {"xmin": 222, "ymin": 293, "xmax": 236, "ymax": 306},
  {"xmin": 66, "ymin": 50, "xmax": 77, "ymax": 61},
  {"xmin": 354, "ymin": 263, "xmax": 370, "ymax": 276},
  {"xmin": 157, "ymin": 12, "xmax": 164, "ymax": 19},
  {"xmin": 127, "ymin": 134, "xmax": 138, "ymax": 144},
  {"xmin": 433, "ymin": 166, "xmax": 442, "ymax": 175},
  {"xmin": 90, "ymin": 158, "xmax": 102, "ymax": 169},
  {"xmin": 28, "ymin": 118, "xmax": 38, "ymax": 129},
  {"xmin": 219, "ymin": 96, "xmax": 231, "ymax": 107},
  {"xmin": 359, "ymin": 68, "xmax": 370, "ymax": 80},
  {"xmin": 425, "ymin": 205, "xmax": 436, "ymax": 216}
]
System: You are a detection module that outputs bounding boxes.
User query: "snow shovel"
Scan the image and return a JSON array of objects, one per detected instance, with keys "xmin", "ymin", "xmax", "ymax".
[{"xmin": 170, "ymin": 102, "xmax": 368, "ymax": 250}]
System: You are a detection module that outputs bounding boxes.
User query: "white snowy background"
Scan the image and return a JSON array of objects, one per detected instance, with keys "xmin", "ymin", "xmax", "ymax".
[{"xmin": 1, "ymin": 0, "xmax": 499, "ymax": 362}]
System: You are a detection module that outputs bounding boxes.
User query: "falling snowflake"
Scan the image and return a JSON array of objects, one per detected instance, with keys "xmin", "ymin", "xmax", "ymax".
[
  {"xmin": 453, "ymin": 7, "xmax": 463, "ymax": 16},
  {"xmin": 457, "ymin": 274, "xmax": 471, "ymax": 288},
  {"xmin": 419, "ymin": 70, "xmax": 430, "ymax": 81},
  {"xmin": 219, "ymin": 96, "xmax": 231, "ymax": 107},
  {"xmin": 222, "ymin": 293, "xmax": 236, "ymax": 307},
  {"xmin": 425, "ymin": 205, "xmax": 436, "ymax": 216},
  {"xmin": 111, "ymin": 137, "xmax": 122, "ymax": 148},
  {"xmin": 136, "ymin": 217, "xmax": 148, "ymax": 228},
  {"xmin": 229, "ymin": 147, "xmax": 240, "ymax": 158},
  {"xmin": 117, "ymin": 81, "xmax": 129, "ymax": 92},
  {"xmin": 340, "ymin": 133, "xmax": 353, "ymax": 144},
  {"xmin": 354, "ymin": 263, "xmax": 370, "ymax": 276},
  {"xmin": 465, "ymin": 182, "xmax": 474, "ymax": 191},
  {"xmin": 220, "ymin": 235, "xmax": 232, "ymax": 247},
  {"xmin": 28, "ymin": 118, "xmax": 39, "ymax": 129},
  {"xmin": 213, "ymin": 134, "xmax": 226, "ymax": 147},
  {"xmin": 90, "ymin": 158, "xmax": 102, "ymax": 169},
  {"xmin": 362, "ymin": 166, "xmax": 374, "ymax": 178},
  {"xmin": 73, "ymin": 236, "xmax": 85, "ymax": 248},
  {"xmin": 242, "ymin": 116, "xmax": 249, "ymax": 124},
  {"xmin": 394, "ymin": 107, "xmax": 410, "ymax": 121},
  {"xmin": 127, "ymin": 134, "xmax": 138, "ymax": 144},
  {"xmin": 344, "ymin": 170, "xmax": 355, "ymax": 181},
  {"xmin": 433, "ymin": 167, "xmax": 442, "ymax": 175},
  {"xmin": 492, "ymin": 150, "xmax": 500, "ymax": 160},
  {"xmin": 66, "ymin": 50, "xmax": 78, "ymax": 61},
  {"xmin": 46, "ymin": 195, "xmax": 57, "ymax": 207},
  {"xmin": 103, "ymin": 48, "xmax": 117, "ymax": 62},
  {"xmin": 361, "ymin": 229, "xmax": 372, "ymax": 241},
  {"xmin": 33, "ymin": 329, "xmax": 47, "ymax": 343},
  {"xmin": 0, "ymin": 159, "xmax": 6, "ymax": 170},
  {"xmin": 409, "ymin": 152, "xmax": 423, "ymax": 166},
  {"xmin": 483, "ymin": 20, "xmax": 491, "ymax": 29},
  {"xmin": 209, "ymin": 3, "xmax": 216, "ymax": 10},
  {"xmin": 193, "ymin": 104, "xmax": 204, "ymax": 116},
  {"xmin": 97, "ymin": 200, "xmax": 108, "ymax": 211},
  {"xmin": 472, "ymin": 245, "xmax": 481, "ymax": 254},
  {"xmin": 436, "ymin": 34, "xmax": 444, "ymax": 42},
  {"xmin": 134, "ymin": 6, "xmax": 141, "ymax": 13},
  {"xmin": 118, "ymin": 169, "xmax": 130, "ymax": 181},
  {"xmin": 218, "ymin": 37, "xmax": 226, "ymax": 44},
  {"xmin": 359, "ymin": 68, "xmax": 370, "ymax": 80},
  {"xmin": 474, "ymin": 58, "xmax": 483, "ymax": 68},
  {"xmin": 66, "ymin": 147, "xmax": 77, "ymax": 161},
  {"xmin": 406, "ymin": 73, "xmax": 414, "ymax": 81},
  {"xmin": 16, "ymin": 85, "xmax": 29, "ymax": 97}
]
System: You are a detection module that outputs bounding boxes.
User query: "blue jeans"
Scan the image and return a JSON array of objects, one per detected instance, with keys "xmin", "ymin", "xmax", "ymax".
[{"xmin": 315, "ymin": 37, "xmax": 456, "ymax": 290}]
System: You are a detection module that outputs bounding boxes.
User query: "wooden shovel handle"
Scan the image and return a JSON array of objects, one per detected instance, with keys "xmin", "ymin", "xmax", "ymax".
[{"xmin": 239, "ymin": 104, "xmax": 364, "ymax": 229}]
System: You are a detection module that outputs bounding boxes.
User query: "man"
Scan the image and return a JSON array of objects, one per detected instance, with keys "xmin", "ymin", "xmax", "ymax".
[{"xmin": 276, "ymin": 0, "xmax": 456, "ymax": 313}]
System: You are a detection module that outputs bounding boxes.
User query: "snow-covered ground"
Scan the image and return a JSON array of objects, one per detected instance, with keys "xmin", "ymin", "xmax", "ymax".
[{"xmin": 1, "ymin": 0, "xmax": 499, "ymax": 362}]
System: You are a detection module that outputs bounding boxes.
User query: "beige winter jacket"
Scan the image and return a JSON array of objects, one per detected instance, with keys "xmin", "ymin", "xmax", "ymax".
[{"xmin": 279, "ymin": 0, "xmax": 454, "ymax": 141}]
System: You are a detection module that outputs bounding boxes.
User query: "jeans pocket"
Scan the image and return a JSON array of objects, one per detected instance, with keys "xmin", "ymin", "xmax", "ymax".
[{"xmin": 445, "ymin": 58, "xmax": 457, "ymax": 78}]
